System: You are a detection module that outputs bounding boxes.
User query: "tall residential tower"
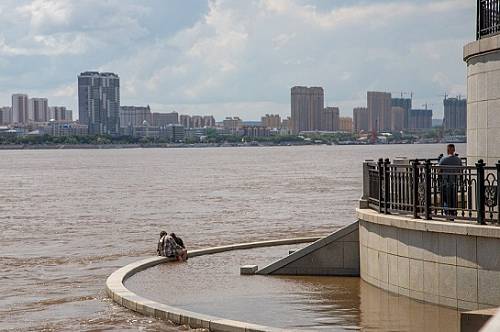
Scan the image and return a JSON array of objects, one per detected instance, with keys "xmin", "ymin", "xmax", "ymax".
[
  {"xmin": 12, "ymin": 94, "xmax": 28, "ymax": 124},
  {"xmin": 367, "ymin": 91, "xmax": 392, "ymax": 132},
  {"xmin": 443, "ymin": 97, "xmax": 467, "ymax": 130},
  {"xmin": 291, "ymin": 86, "xmax": 324, "ymax": 133},
  {"xmin": 78, "ymin": 71, "xmax": 120, "ymax": 135}
]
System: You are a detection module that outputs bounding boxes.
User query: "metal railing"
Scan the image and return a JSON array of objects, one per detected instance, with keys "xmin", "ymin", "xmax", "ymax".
[
  {"xmin": 364, "ymin": 158, "xmax": 500, "ymax": 224},
  {"xmin": 478, "ymin": 0, "xmax": 500, "ymax": 39}
]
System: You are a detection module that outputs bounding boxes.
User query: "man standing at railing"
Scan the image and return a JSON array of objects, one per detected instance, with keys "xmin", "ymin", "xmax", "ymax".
[{"xmin": 438, "ymin": 144, "xmax": 463, "ymax": 220}]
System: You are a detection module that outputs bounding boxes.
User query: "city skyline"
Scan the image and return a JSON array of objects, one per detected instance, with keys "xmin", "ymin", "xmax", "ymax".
[{"xmin": 0, "ymin": 0, "xmax": 473, "ymax": 119}]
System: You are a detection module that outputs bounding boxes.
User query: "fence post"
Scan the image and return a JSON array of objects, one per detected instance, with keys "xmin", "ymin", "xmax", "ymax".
[
  {"xmin": 497, "ymin": 160, "xmax": 500, "ymax": 224},
  {"xmin": 378, "ymin": 158, "xmax": 384, "ymax": 213},
  {"xmin": 362, "ymin": 160, "xmax": 372, "ymax": 200},
  {"xmin": 384, "ymin": 158, "xmax": 391, "ymax": 214},
  {"xmin": 477, "ymin": 0, "xmax": 480, "ymax": 40},
  {"xmin": 477, "ymin": 159, "xmax": 486, "ymax": 225},
  {"xmin": 412, "ymin": 159, "xmax": 420, "ymax": 219},
  {"xmin": 424, "ymin": 159, "xmax": 432, "ymax": 220}
]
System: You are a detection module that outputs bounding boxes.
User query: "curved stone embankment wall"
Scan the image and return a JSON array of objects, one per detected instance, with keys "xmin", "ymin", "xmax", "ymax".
[
  {"xmin": 464, "ymin": 34, "xmax": 500, "ymax": 165},
  {"xmin": 106, "ymin": 237, "xmax": 319, "ymax": 332},
  {"xmin": 357, "ymin": 208, "xmax": 500, "ymax": 311}
]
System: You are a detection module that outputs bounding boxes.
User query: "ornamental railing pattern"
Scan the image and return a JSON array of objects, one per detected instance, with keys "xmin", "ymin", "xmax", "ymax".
[
  {"xmin": 364, "ymin": 158, "xmax": 500, "ymax": 225},
  {"xmin": 478, "ymin": 0, "xmax": 500, "ymax": 39}
]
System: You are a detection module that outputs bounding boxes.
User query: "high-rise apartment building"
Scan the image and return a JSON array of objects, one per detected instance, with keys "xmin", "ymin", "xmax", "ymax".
[
  {"xmin": 391, "ymin": 107, "xmax": 405, "ymax": 132},
  {"xmin": 203, "ymin": 115, "xmax": 216, "ymax": 128},
  {"xmin": 151, "ymin": 112, "xmax": 178, "ymax": 127},
  {"xmin": 0, "ymin": 107, "xmax": 12, "ymax": 125},
  {"xmin": 78, "ymin": 71, "xmax": 120, "ymax": 135},
  {"xmin": 223, "ymin": 117, "xmax": 242, "ymax": 131},
  {"xmin": 191, "ymin": 115, "xmax": 204, "ymax": 128},
  {"xmin": 443, "ymin": 97, "xmax": 467, "ymax": 130},
  {"xmin": 119, "ymin": 106, "xmax": 151, "ymax": 128},
  {"xmin": 353, "ymin": 107, "xmax": 369, "ymax": 133},
  {"xmin": 391, "ymin": 97, "xmax": 412, "ymax": 129},
  {"xmin": 281, "ymin": 117, "xmax": 291, "ymax": 130},
  {"xmin": 29, "ymin": 98, "xmax": 49, "ymax": 122},
  {"xmin": 339, "ymin": 117, "xmax": 353, "ymax": 132},
  {"xmin": 408, "ymin": 109, "xmax": 433, "ymax": 130},
  {"xmin": 49, "ymin": 106, "xmax": 73, "ymax": 122},
  {"xmin": 368, "ymin": 91, "xmax": 392, "ymax": 132},
  {"xmin": 261, "ymin": 114, "xmax": 281, "ymax": 129},
  {"xmin": 179, "ymin": 115, "xmax": 192, "ymax": 129},
  {"xmin": 321, "ymin": 107, "xmax": 340, "ymax": 131},
  {"xmin": 12, "ymin": 94, "xmax": 28, "ymax": 124},
  {"xmin": 291, "ymin": 86, "xmax": 324, "ymax": 133}
]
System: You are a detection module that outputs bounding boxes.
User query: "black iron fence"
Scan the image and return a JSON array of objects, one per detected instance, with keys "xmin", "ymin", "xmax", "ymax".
[
  {"xmin": 478, "ymin": 0, "xmax": 500, "ymax": 39},
  {"xmin": 364, "ymin": 158, "xmax": 500, "ymax": 224}
]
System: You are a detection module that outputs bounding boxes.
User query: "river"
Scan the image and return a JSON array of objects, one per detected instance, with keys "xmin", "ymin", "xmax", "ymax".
[{"xmin": 0, "ymin": 144, "xmax": 463, "ymax": 331}]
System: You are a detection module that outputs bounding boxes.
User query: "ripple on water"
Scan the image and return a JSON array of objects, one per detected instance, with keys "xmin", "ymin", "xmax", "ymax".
[{"xmin": 0, "ymin": 144, "xmax": 463, "ymax": 331}]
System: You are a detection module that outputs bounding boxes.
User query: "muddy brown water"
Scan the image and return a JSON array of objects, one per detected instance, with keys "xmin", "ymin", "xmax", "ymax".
[
  {"xmin": 0, "ymin": 144, "xmax": 464, "ymax": 331},
  {"xmin": 126, "ymin": 245, "xmax": 459, "ymax": 331}
]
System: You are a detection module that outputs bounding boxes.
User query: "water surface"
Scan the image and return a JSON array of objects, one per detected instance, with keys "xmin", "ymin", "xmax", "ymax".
[{"xmin": 0, "ymin": 144, "xmax": 463, "ymax": 331}]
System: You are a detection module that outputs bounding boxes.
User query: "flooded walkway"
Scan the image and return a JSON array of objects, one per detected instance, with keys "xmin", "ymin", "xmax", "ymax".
[{"xmin": 125, "ymin": 245, "xmax": 460, "ymax": 331}]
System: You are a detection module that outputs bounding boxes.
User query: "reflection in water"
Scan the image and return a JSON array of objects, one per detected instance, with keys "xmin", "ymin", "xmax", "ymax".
[
  {"xmin": 359, "ymin": 282, "xmax": 459, "ymax": 332},
  {"xmin": 126, "ymin": 246, "xmax": 459, "ymax": 331},
  {"xmin": 0, "ymin": 144, "xmax": 464, "ymax": 330}
]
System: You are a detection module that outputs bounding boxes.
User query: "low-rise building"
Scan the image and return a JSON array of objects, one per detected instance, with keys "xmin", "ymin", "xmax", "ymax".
[
  {"xmin": 186, "ymin": 127, "xmax": 208, "ymax": 141},
  {"xmin": 243, "ymin": 126, "xmax": 270, "ymax": 137},
  {"xmin": 165, "ymin": 124, "xmax": 185, "ymax": 142},
  {"xmin": 42, "ymin": 121, "xmax": 88, "ymax": 136}
]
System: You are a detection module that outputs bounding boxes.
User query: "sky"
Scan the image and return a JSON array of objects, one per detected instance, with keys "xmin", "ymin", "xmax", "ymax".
[{"xmin": 0, "ymin": 0, "xmax": 475, "ymax": 120}]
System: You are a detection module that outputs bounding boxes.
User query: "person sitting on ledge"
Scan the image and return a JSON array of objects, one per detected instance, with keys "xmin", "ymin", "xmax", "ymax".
[
  {"xmin": 160, "ymin": 232, "xmax": 188, "ymax": 262},
  {"xmin": 170, "ymin": 233, "xmax": 188, "ymax": 262},
  {"xmin": 156, "ymin": 231, "xmax": 167, "ymax": 256}
]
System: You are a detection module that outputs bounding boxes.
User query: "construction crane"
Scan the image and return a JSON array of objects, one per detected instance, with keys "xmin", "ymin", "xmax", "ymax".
[
  {"xmin": 392, "ymin": 91, "xmax": 414, "ymax": 99},
  {"xmin": 422, "ymin": 103, "xmax": 434, "ymax": 110},
  {"xmin": 437, "ymin": 93, "xmax": 448, "ymax": 101}
]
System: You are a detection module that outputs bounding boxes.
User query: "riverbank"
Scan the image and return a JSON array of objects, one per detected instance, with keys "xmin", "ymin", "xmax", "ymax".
[
  {"xmin": 0, "ymin": 142, "xmax": 311, "ymax": 150},
  {"xmin": 0, "ymin": 140, "xmax": 450, "ymax": 150}
]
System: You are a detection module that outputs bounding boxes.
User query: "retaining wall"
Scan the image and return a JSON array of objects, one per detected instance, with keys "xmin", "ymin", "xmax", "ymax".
[
  {"xmin": 358, "ymin": 208, "xmax": 500, "ymax": 311},
  {"xmin": 257, "ymin": 222, "xmax": 359, "ymax": 276}
]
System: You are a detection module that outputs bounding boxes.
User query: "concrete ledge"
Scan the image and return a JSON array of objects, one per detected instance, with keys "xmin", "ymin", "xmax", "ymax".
[
  {"xmin": 106, "ymin": 237, "xmax": 318, "ymax": 332},
  {"xmin": 464, "ymin": 35, "xmax": 500, "ymax": 62},
  {"xmin": 356, "ymin": 209, "xmax": 500, "ymax": 239}
]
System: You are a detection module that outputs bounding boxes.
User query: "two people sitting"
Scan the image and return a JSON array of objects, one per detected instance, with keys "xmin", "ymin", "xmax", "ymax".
[{"xmin": 157, "ymin": 231, "xmax": 188, "ymax": 262}]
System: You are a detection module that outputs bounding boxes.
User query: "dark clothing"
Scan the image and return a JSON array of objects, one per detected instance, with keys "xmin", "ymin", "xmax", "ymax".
[
  {"xmin": 438, "ymin": 155, "xmax": 462, "ymax": 167},
  {"xmin": 173, "ymin": 236, "xmax": 185, "ymax": 249},
  {"xmin": 439, "ymin": 154, "xmax": 463, "ymax": 217}
]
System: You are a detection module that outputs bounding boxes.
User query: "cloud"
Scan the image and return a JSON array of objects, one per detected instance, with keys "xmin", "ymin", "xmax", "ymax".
[{"xmin": 0, "ymin": 0, "xmax": 475, "ymax": 119}]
